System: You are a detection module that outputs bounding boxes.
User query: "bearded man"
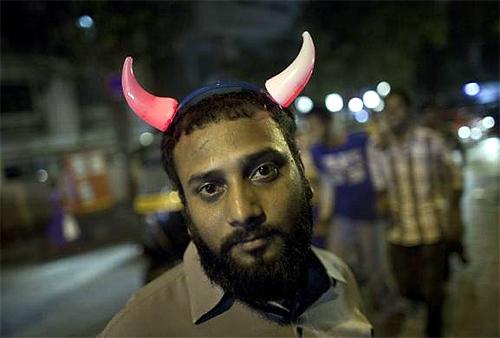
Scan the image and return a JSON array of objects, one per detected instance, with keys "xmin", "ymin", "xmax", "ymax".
[{"xmin": 99, "ymin": 32, "xmax": 372, "ymax": 337}]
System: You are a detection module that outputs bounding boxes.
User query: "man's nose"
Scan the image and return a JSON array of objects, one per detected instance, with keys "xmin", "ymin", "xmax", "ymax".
[{"xmin": 226, "ymin": 183, "xmax": 265, "ymax": 229}]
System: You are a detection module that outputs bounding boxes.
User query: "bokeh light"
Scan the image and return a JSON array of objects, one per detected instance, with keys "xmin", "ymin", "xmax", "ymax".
[
  {"xmin": 354, "ymin": 110, "xmax": 369, "ymax": 123},
  {"xmin": 362, "ymin": 90, "xmax": 381, "ymax": 109},
  {"xmin": 463, "ymin": 82, "xmax": 480, "ymax": 96},
  {"xmin": 325, "ymin": 93, "xmax": 343, "ymax": 112},
  {"xmin": 470, "ymin": 127, "xmax": 482, "ymax": 140},
  {"xmin": 348, "ymin": 97, "xmax": 363, "ymax": 112},
  {"xmin": 376, "ymin": 81, "xmax": 391, "ymax": 97},
  {"xmin": 77, "ymin": 15, "xmax": 94, "ymax": 29},
  {"xmin": 373, "ymin": 100, "xmax": 385, "ymax": 112},
  {"xmin": 458, "ymin": 126, "xmax": 471, "ymax": 139},
  {"xmin": 295, "ymin": 96, "xmax": 314, "ymax": 113},
  {"xmin": 482, "ymin": 116, "xmax": 495, "ymax": 129},
  {"xmin": 139, "ymin": 132, "xmax": 154, "ymax": 146},
  {"xmin": 36, "ymin": 169, "xmax": 49, "ymax": 183}
]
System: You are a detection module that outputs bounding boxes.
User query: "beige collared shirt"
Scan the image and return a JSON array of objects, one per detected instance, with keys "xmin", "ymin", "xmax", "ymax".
[
  {"xmin": 369, "ymin": 126, "xmax": 463, "ymax": 246},
  {"xmin": 99, "ymin": 242, "xmax": 372, "ymax": 337}
]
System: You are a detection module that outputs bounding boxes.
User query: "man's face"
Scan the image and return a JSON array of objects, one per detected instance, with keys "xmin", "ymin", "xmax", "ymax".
[
  {"xmin": 173, "ymin": 111, "xmax": 312, "ymax": 301},
  {"xmin": 384, "ymin": 94, "xmax": 409, "ymax": 132}
]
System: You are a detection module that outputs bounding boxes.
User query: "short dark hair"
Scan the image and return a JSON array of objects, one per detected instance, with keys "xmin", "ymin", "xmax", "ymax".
[
  {"xmin": 160, "ymin": 90, "xmax": 302, "ymax": 203},
  {"xmin": 385, "ymin": 88, "xmax": 412, "ymax": 107}
]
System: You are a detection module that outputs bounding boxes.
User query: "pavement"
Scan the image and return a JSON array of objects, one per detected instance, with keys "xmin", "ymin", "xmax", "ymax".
[
  {"xmin": 1, "ymin": 243, "xmax": 146, "ymax": 337},
  {"xmin": 1, "ymin": 140, "xmax": 499, "ymax": 337}
]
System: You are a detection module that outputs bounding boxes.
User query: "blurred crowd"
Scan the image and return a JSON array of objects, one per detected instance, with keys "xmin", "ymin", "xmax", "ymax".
[{"xmin": 296, "ymin": 88, "xmax": 468, "ymax": 337}]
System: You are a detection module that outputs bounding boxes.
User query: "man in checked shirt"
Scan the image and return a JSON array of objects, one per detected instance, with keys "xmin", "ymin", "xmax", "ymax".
[{"xmin": 369, "ymin": 89, "xmax": 466, "ymax": 337}]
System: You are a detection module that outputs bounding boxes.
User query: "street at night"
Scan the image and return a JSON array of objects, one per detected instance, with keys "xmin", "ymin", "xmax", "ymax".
[
  {"xmin": 1, "ymin": 1, "xmax": 498, "ymax": 337},
  {"xmin": 2, "ymin": 142, "xmax": 498, "ymax": 337}
]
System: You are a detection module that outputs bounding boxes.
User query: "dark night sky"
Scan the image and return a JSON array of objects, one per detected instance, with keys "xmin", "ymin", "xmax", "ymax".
[{"xmin": 1, "ymin": 1, "xmax": 499, "ymax": 104}]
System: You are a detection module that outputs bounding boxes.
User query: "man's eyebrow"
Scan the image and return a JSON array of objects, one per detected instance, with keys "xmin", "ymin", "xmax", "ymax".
[
  {"xmin": 241, "ymin": 148, "xmax": 288, "ymax": 175},
  {"xmin": 187, "ymin": 148, "xmax": 288, "ymax": 187},
  {"xmin": 188, "ymin": 169, "xmax": 225, "ymax": 187}
]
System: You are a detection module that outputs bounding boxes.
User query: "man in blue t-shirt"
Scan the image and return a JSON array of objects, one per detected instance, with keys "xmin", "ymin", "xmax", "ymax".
[{"xmin": 308, "ymin": 109, "xmax": 392, "ymax": 311}]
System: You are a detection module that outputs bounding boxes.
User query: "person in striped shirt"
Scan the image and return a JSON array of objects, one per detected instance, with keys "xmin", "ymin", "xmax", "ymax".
[{"xmin": 369, "ymin": 89, "xmax": 465, "ymax": 337}]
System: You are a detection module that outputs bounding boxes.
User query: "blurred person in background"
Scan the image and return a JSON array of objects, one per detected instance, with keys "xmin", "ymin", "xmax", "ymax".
[
  {"xmin": 46, "ymin": 179, "xmax": 81, "ymax": 254},
  {"xmin": 46, "ymin": 180, "xmax": 67, "ymax": 250},
  {"xmin": 370, "ymin": 89, "xmax": 466, "ymax": 337},
  {"xmin": 133, "ymin": 173, "xmax": 190, "ymax": 283},
  {"xmin": 100, "ymin": 33, "xmax": 372, "ymax": 337},
  {"xmin": 309, "ymin": 108, "xmax": 395, "ymax": 313},
  {"xmin": 141, "ymin": 209, "xmax": 190, "ymax": 283},
  {"xmin": 421, "ymin": 101, "xmax": 468, "ymax": 281},
  {"xmin": 421, "ymin": 101, "xmax": 467, "ymax": 170}
]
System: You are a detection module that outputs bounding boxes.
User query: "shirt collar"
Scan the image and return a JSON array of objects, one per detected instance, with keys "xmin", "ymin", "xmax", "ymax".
[
  {"xmin": 311, "ymin": 246, "xmax": 347, "ymax": 284},
  {"xmin": 183, "ymin": 242, "xmax": 347, "ymax": 324}
]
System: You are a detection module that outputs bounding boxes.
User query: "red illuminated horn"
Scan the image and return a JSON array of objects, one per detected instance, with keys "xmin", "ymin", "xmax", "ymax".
[
  {"xmin": 122, "ymin": 57, "xmax": 179, "ymax": 131},
  {"xmin": 265, "ymin": 31, "xmax": 315, "ymax": 108}
]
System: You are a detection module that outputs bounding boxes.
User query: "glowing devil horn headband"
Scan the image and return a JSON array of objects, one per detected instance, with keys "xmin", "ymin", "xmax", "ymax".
[
  {"xmin": 265, "ymin": 31, "xmax": 315, "ymax": 108},
  {"xmin": 122, "ymin": 31, "xmax": 315, "ymax": 132}
]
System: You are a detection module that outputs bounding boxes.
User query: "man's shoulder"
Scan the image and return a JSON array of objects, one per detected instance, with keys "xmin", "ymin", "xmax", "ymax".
[
  {"xmin": 99, "ymin": 263, "xmax": 191, "ymax": 337},
  {"xmin": 132, "ymin": 262, "xmax": 186, "ymax": 300}
]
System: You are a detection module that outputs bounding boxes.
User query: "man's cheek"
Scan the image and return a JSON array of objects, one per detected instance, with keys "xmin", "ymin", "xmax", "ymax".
[{"xmin": 195, "ymin": 222, "xmax": 225, "ymax": 253}]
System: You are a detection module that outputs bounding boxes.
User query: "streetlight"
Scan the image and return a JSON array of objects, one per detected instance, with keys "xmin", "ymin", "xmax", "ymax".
[
  {"xmin": 362, "ymin": 90, "xmax": 381, "ymax": 109},
  {"xmin": 77, "ymin": 15, "xmax": 94, "ymax": 29},
  {"xmin": 354, "ymin": 110, "xmax": 369, "ymax": 123},
  {"xmin": 457, "ymin": 126, "xmax": 471, "ymax": 139},
  {"xmin": 36, "ymin": 169, "xmax": 49, "ymax": 183},
  {"xmin": 348, "ymin": 97, "xmax": 363, "ymax": 112},
  {"xmin": 295, "ymin": 96, "xmax": 314, "ymax": 114},
  {"xmin": 376, "ymin": 81, "xmax": 391, "ymax": 97},
  {"xmin": 470, "ymin": 127, "xmax": 482, "ymax": 140},
  {"xmin": 373, "ymin": 100, "xmax": 385, "ymax": 112},
  {"xmin": 139, "ymin": 132, "xmax": 154, "ymax": 146},
  {"xmin": 463, "ymin": 82, "xmax": 480, "ymax": 96},
  {"xmin": 325, "ymin": 93, "xmax": 343, "ymax": 112},
  {"xmin": 482, "ymin": 116, "xmax": 495, "ymax": 129}
]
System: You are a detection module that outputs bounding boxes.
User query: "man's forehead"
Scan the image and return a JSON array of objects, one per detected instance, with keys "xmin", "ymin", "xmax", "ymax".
[
  {"xmin": 180, "ymin": 113, "xmax": 282, "ymax": 153},
  {"xmin": 173, "ymin": 113, "xmax": 289, "ymax": 177}
]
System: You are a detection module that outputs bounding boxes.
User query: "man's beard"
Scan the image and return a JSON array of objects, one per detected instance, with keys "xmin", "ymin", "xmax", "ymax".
[{"xmin": 186, "ymin": 179, "xmax": 313, "ymax": 304}]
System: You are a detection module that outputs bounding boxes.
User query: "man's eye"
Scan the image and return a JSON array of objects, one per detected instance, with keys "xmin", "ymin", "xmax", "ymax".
[
  {"xmin": 198, "ymin": 183, "xmax": 223, "ymax": 199},
  {"xmin": 251, "ymin": 163, "xmax": 279, "ymax": 182}
]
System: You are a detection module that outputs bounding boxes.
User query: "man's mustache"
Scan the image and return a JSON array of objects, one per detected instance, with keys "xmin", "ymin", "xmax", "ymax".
[{"xmin": 220, "ymin": 226, "xmax": 285, "ymax": 255}]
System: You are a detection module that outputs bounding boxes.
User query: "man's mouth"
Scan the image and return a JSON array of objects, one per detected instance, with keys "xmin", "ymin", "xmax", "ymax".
[{"xmin": 234, "ymin": 234, "xmax": 273, "ymax": 252}]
